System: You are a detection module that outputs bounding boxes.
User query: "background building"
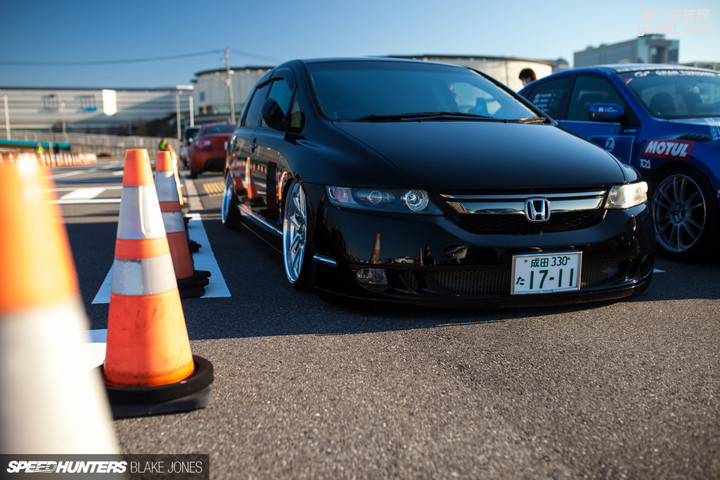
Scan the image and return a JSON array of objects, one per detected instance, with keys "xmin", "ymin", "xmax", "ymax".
[
  {"xmin": 0, "ymin": 87, "xmax": 185, "ymax": 136},
  {"xmin": 191, "ymin": 66, "xmax": 272, "ymax": 125},
  {"xmin": 388, "ymin": 55, "xmax": 560, "ymax": 91},
  {"xmin": 574, "ymin": 34, "xmax": 679, "ymax": 67}
]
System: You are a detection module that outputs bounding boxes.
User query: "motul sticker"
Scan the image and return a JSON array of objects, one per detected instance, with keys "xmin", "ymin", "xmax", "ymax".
[{"xmin": 643, "ymin": 139, "xmax": 694, "ymax": 160}]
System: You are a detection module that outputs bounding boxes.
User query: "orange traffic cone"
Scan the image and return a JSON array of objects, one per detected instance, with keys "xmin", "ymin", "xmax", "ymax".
[
  {"xmin": 245, "ymin": 157, "xmax": 263, "ymax": 206},
  {"xmin": 155, "ymin": 150, "xmax": 210, "ymax": 298},
  {"xmin": 103, "ymin": 149, "xmax": 212, "ymax": 418},
  {"xmin": 370, "ymin": 233, "xmax": 381, "ymax": 264},
  {"xmin": 0, "ymin": 154, "xmax": 119, "ymax": 453}
]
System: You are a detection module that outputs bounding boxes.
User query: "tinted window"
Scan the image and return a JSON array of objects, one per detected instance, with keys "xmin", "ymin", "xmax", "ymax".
[
  {"xmin": 261, "ymin": 78, "xmax": 294, "ymax": 129},
  {"xmin": 526, "ymin": 76, "xmax": 572, "ymax": 119},
  {"xmin": 202, "ymin": 124, "xmax": 235, "ymax": 135},
  {"xmin": 307, "ymin": 61, "xmax": 537, "ymax": 121},
  {"xmin": 567, "ymin": 76, "xmax": 628, "ymax": 121},
  {"xmin": 243, "ymin": 82, "xmax": 271, "ymax": 128}
]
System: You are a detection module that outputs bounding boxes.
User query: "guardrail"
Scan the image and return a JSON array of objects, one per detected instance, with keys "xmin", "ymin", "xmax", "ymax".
[
  {"xmin": 0, "ymin": 132, "xmax": 179, "ymax": 157},
  {"xmin": 0, "ymin": 150, "xmax": 97, "ymax": 167}
]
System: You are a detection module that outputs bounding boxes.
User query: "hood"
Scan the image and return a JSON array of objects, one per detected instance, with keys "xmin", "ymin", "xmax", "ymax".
[
  {"xmin": 659, "ymin": 117, "xmax": 720, "ymax": 143},
  {"xmin": 333, "ymin": 121, "xmax": 629, "ymax": 190}
]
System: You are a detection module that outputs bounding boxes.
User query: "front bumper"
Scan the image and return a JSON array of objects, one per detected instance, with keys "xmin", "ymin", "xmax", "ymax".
[{"xmin": 312, "ymin": 192, "xmax": 655, "ymax": 306}]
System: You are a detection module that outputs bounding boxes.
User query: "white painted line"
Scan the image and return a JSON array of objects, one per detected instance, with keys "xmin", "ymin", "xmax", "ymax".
[
  {"xmin": 59, "ymin": 187, "xmax": 106, "ymax": 201},
  {"xmin": 187, "ymin": 213, "xmax": 231, "ymax": 298},
  {"xmin": 653, "ymin": 268, "xmax": 665, "ymax": 273},
  {"xmin": 52, "ymin": 186, "xmax": 123, "ymax": 204},
  {"xmin": 84, "ymin": 329, "xmax": 107, "ymax": 370},
  {"xmin": 92, "ymin": 266, "xmax": 113, "ymax": 304},
  {"xmin": 92, "ymin": 213, "xmax": 230, "ymax": 304},
  {"xmin": 53, "ymin": 198, "xmax": 122, "ymax": 204}
]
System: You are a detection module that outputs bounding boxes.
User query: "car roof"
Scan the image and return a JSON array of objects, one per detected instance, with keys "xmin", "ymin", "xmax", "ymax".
[
  {"xmin": 281, "ymin": 57, "xmax": 472, "ymax": 70},
  {"xmin": 556, "ymin": 64, "xmax": 719, "ymax": 76}
]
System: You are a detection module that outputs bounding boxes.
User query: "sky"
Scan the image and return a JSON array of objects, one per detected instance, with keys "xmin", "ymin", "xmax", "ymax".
[{"xmin": 1, "ymin": 0, "xmax": 718, "ymax": 89}]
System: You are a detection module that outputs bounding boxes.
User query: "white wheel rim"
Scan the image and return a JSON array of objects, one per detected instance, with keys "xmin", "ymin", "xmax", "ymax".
[{"xmin": 283, "ymin": 182, "xmax": 307, "ymax": 283}]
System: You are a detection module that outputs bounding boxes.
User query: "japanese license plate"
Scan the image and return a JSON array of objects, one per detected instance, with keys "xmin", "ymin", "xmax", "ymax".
[{"xmin": 511, "ymin": 252, "xmax": 582, "ymax": 295}]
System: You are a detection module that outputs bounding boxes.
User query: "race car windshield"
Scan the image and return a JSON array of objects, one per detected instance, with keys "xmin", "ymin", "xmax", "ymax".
[
  {"xmin": 307, "ymin": 61, "xmax": 539, "ymax": 122},
  {"xmin": 619, "ymin": 70, "xmax": 720, "ymax": 119}
]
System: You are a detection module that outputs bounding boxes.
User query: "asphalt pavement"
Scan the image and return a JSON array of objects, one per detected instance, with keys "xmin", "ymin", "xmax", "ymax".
[{"xmin": 56, "ymin": 161, "xmax": 719, "ymax": 479}]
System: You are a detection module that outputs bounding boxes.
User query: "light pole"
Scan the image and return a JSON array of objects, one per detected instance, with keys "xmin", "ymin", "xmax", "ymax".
[
  {"xmin": 175, "ymin": 85, "xmax": 194, "ymax": 141},
  {"xmin": 225, "ymin": 49, "xmax": 235, "ymax": 124},
  {"xmin": 2, "ymin": 94, "xmax": 10, "ymax": 139}
]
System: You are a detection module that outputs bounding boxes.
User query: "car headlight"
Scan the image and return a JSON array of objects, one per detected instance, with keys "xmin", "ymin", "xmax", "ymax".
[
  {"xmin": 605, "ymin": 181, "xmax": 648, "ymax": 209},
  {"xmin": 326, "ymin": 186, "xmax": 442, "ymax": 214}
]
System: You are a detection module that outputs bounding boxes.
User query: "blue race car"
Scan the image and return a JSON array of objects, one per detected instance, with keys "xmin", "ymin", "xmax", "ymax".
[{"xmin": 520, "ymin": 64, "xmax": 720, "ymax": 261}]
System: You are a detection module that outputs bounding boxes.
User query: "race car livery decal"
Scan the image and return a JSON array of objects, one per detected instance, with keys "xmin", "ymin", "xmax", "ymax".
[{"xmin": 643, "ymin": 139, "xmax": 694, "ymax": 160}]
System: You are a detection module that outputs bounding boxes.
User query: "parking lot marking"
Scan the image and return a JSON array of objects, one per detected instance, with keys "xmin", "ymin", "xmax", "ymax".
[
  {"xmin": 92, "ymin": 213, "xmax": 230, "ymax": 304},
  {"xmin": 52, "ymin": 185, "xmax": 123, "ymax": 204},
  {"xmin": 203, "ymin": 181, "xmax": 224, "ymax": 196},
  {"xmin": 84, "ymin": 329, "xmax": 107, "ymax": 369}
]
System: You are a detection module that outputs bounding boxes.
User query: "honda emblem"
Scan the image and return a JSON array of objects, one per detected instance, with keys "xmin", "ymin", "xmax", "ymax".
[{"xmin": 524, "ymin": 198, "xmax": 551, "ymax": 222}]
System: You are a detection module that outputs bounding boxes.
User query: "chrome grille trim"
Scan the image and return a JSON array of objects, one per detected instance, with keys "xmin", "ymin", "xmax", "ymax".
[{"xmin": 440, "ymin": 191, "xmax": 607, "ymax": 215}]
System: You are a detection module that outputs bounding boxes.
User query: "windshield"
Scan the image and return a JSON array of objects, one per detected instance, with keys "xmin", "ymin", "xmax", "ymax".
[
  {"xmin": 203, "ymin": 124, "xmax": 235, "ymax": 135},
  {"xmin": 619, "ymin": 69, "xmax": 720, "ymax": 118},
  {"xmin": 307, "ymin": 61, "xmax": 539, "ymax": 122}
]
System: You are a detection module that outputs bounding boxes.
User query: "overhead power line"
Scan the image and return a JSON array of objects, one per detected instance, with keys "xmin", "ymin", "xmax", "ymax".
[{"xmin": 0, "ymin": 48, "xmax": 279, "ymax": 66}]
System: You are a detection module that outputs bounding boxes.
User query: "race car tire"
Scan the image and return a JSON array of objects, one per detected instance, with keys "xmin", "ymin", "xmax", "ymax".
[
  {"xmin": 221, "ymin": 173, "xmax": 241, "ymax": 230},
  {"xmin": 650, "ymin": 166, "xmax": 719, "ymax": 261},
  {"xmin": 282, "ymin": 179, "xmax": 316, "ymax": 291}
]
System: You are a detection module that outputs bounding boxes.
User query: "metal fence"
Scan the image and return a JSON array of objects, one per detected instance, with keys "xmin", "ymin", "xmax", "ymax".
[{"xmin": 0, "ymin": 131, "xmax": 179, "ymax": 157}]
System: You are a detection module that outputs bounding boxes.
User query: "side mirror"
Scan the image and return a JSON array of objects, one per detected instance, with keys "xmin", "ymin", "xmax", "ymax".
[
  {"xmin": 589, "ymin": 103, "xmax": 624, "ymax": 122},
  {"xmin": 261, "ymin": 99, "xmax": 286, "ymax": 131}
]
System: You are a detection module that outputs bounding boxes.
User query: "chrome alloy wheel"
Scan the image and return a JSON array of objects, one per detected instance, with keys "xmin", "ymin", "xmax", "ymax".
[
  {"xmin": 221, "ymin": 173, "xmax": 240, "ymax": 230},
  {"xmin": 283, "ymin": 181, "xmax": 308, "ymax": 284},
  {"xmin": 221, "ymin": 175, "xmax": 233, "ymax": 222},
  {"xmin": 651, "ymin": 173, "xmax": 706, "ymax": 254}
]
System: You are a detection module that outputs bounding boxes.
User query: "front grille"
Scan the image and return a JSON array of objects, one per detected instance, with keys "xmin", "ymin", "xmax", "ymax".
[
  {"xmin": 435, "ymin": 190, "xmax": 607, "ymax": 235},
  {"xmin": 427, "ymin": 268, "xmax": 508, "ymax": 295},
  {"xmin": 444, "ymin": 210, "xmax": 605, "ymax": 234},
  {"xmin": 394, "ymin": 259, "xmax": 628, "ymax": 296}
]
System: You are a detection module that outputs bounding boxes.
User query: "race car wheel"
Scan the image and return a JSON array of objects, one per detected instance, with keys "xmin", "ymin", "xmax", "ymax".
[
  {"xmin": 650, "ymin": 167, "xmax": 718, "ymax": 261},
  {"xmin": 282, "ymin": 180, "xmax": 315, "ymax": 291},
  {"xmin": 221, "ymin": 173, "xmax": 241, "ymax": 230}
]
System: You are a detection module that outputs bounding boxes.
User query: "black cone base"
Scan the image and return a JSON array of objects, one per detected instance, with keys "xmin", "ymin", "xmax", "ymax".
[{"xmin": 101, "ymin": 355, "xmax": 214, "ymax": 419}]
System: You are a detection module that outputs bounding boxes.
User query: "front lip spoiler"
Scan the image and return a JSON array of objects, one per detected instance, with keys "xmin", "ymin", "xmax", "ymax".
[{"xmin": 314, "ymin": 276, "xmax": 652, "ymax": 309}]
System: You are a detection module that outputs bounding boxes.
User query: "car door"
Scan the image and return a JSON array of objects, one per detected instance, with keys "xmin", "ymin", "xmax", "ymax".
[
  {"xmin": 229, "ymin": 78, "xmax": 271, "ymax": 195},
  {"xmin": 557, "ymin": 75, "xmax": 640, "ymax": 165},
  {"xmin": 250, "ymin": 69, "xmax": 299, "ymax": 225}
]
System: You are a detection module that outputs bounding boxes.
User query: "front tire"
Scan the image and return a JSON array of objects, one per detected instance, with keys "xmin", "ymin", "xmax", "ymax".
[
  {"xmin": 282, "ymin": 180, "xmax": 315, "ymax": 291},
  {"xmin": 221, "ymin": 173, "xmax": 241, "ymax": 230},
  {"xmin": 650, "ymin": 167, "xmax": 718, "ymax": 261}
]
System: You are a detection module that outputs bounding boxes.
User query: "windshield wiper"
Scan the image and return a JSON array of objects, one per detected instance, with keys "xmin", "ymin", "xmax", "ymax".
[
  {"xmin": 351, "ymin": 112, "xmax": 499, "ymax": 122},
  {"xmin": 514, "ymin": 116, "xmax": 548, "ymax": 124}
]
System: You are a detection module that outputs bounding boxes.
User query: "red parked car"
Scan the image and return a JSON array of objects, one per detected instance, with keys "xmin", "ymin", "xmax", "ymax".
[{"xmin": 188, "ymin": 122, "xmax": 235, "ymax": 178}]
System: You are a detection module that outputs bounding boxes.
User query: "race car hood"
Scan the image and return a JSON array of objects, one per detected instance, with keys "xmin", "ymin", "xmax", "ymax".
[
  {"xmin": 660, "ymin": 117, "xmax": 720, "ymax": 143},
  {"xmin": 333, "ymin": 121, "xmax": 631, "ymax": 190}
]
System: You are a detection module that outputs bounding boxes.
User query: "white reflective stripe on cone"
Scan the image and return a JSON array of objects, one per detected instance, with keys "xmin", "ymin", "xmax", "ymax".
[
  {"xmin": 117, "ymin": 185, "xmax": 166, "ymax": 240},
  {"xmin": 161, "ymin": 210, "xmax": 185, "ymax": 233},
  {"xmin": 111, "ymin": 254, "xmax": 178, "ymax": 296},
  {"xmin": 0, "ymin": 297, "xmax": 118, "ymax": 454},
  {"xmin": 155, "ymin": 171, "xmax": 178, "ymax": 200}
]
